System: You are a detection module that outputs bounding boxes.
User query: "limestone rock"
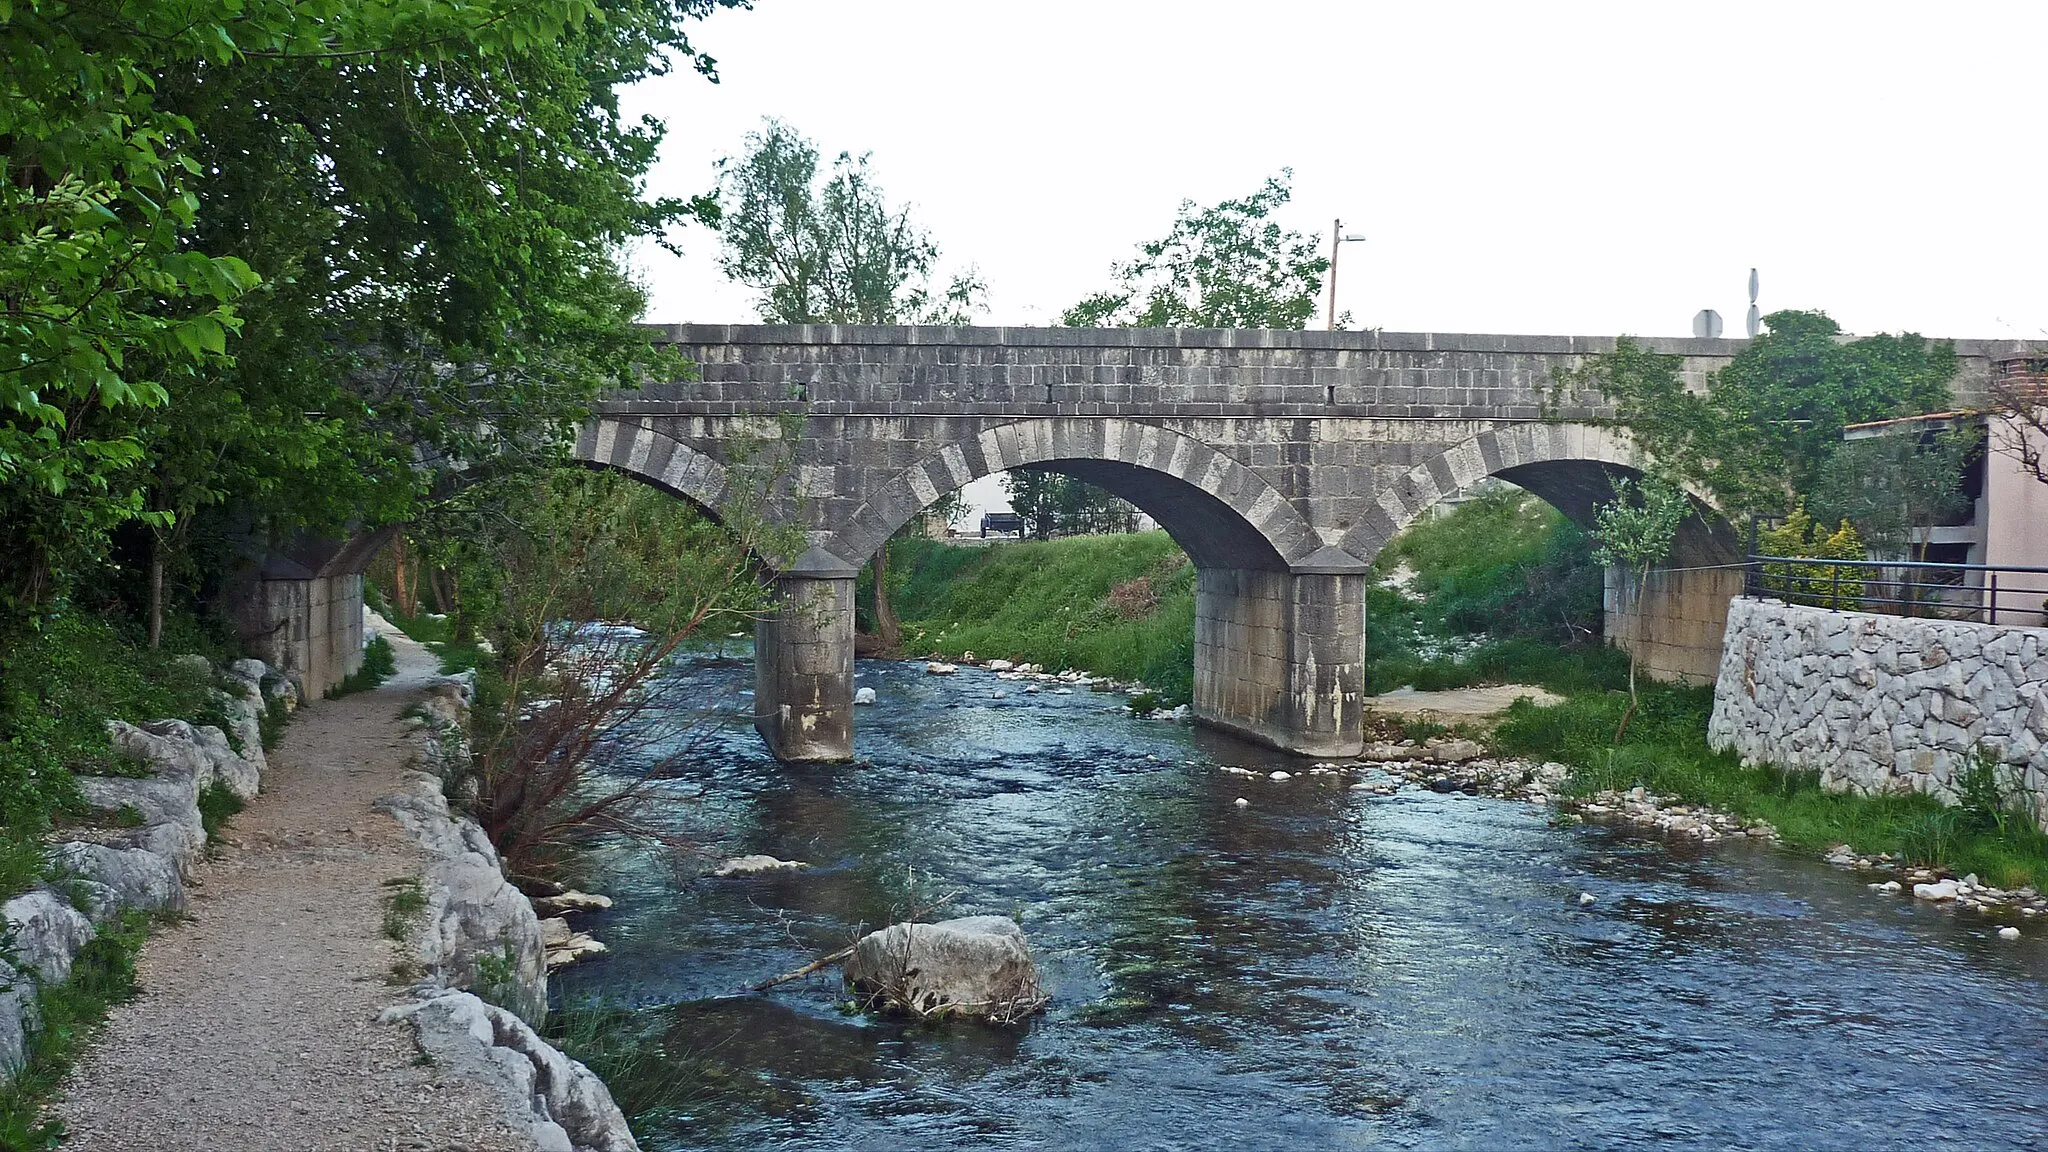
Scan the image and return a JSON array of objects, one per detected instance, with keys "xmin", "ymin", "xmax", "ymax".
[
  {"xmin": 2, "ymin": 889, "xmax": 96, "ymax": 984},
  {"xmin": 854, "ymin": 687, "xmax": 878, "ymax": 705},
  {"xmin": 386, "ymin": 991, "xmax": 639, "ymax": 1152},
  {"xmin": 375, "ymin": 772, "xmax": 547, "ymax": 1024},
  {"xmin": 925, "ymin": 661, "xmax": 959, "ymax": 675},
  {"xmin": 0, "ymin": 968, "xmax": 30, "ymax": 1078},
  {"xmin": 1427, "ymin": 739, "xmax": 1485, "ymax": 764},
  {"xmin": 844, "ymin": 915, "xmax": 1047, "ymax": 1024},
  {"xmin": 712, "ymin": 854, "xmax": 807, "ymax": 878},
  {"xmin": 531, "ymin": 891, "xmax": 613, "ymax": 916},
  {"xmin": 1913, "ymin": 880, "xmax": 1961, "ymax": 901},
  {"xmin": 48, "ymin": 842, "xmax": 184, "ymax": 922}
]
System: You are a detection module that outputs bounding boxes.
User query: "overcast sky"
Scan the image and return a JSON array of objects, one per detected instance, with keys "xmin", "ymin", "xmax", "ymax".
[
  {"xmin": 619, "ymin": 1, "xmax": 2048, "ymax": 516},
  {"xmin": 624, "ymin": 0, "xmax": 2048, "ymax": 340}
]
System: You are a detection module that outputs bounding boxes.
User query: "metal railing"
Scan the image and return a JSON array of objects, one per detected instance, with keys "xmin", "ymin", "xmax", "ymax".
[{"xmin": 1743, "ymin": 554, "xmax": 2048, "ymax": 626}]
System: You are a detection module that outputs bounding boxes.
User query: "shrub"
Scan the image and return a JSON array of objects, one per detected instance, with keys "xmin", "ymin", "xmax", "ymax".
[
  {"xmin": 197, "ymin": 781, "xmax": 244, "ymax": 845},
  {"xmin": 327, "ymin": 636, "xmax": 397, "ymax": 697}
]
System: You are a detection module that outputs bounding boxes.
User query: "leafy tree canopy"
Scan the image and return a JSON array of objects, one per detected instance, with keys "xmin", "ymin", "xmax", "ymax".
[
  {"xmin": 714, "ymin": 119, "xmax": 982, "ymax": 325},
  {"xmin": 1060, "ymin": 172, "xmax": 1326, "ymax": 330},
  {"xmin": 0, "ymin": 0, "xmax": 740, "ymax": 625},
  {"xmin": 1567, "ymin": 311, "xmax": 1959, "ymax": 523}
]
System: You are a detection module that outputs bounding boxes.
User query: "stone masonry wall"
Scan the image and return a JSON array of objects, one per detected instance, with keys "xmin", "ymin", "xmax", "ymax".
[
  {"xmin": 1607, "ymin": 566, "xmax": 1744, "ymax": 685},
  {"xmin": 1708, "ymin": 598, "xmax": 2048, "ymax": 821}
]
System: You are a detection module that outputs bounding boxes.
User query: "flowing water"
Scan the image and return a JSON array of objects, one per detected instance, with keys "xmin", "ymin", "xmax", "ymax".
[{"xmin": 557, "ymin": 654, "xmax": 2048, "ymax": 1151}]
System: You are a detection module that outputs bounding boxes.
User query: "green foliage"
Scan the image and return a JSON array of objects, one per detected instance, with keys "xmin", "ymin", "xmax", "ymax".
[
  {"xmin": 327, "ymin": 636, "xmax": 397, "ymax": 697},
  {"xmin": 1490, "ymin": 653, "xmax": 2048, "ymax": 889},
  {"xmin": 258, "ymin": 696, "xmax": 290, "ymax": 753},
  {"xmin": 0, "ymin": 614, "xmax": 217, "ymax": 845},
  {"xmin": 1128, "ymin": 691, "xmax": 1161, "ymax": 716},
  {"xmin": 1810, "ymin": 425, "xmax": 1980, "ymax": 559},
  {"xmin": 0, "ymin": 910, "xmax": 150, "ymax": 1150},
  {"xmin": 1375, "ymin": 489, "xmax": 1604, "ymax": 642},
  {"xmin": 197, "ymin": 780, "xmax": 244, "ymax": 845},
  {"xmin": 381, "ymin": 876, "xmax": 427, "ymax": 942},
  {"xmin": 894, "ymin": 533, "xmax": 1197, "ymax": 703},
  {"xmin": 1756, "ymin": 505, "xmax": 1866, "ymax": 608},
  {"xmin": 1061, "ymin": 172, "xmax": 1326, "ymax": 329},
  {"xmin": 716, "ymin": 119, "xmax": 982, "ymax": 325},
  {"xmin": 1569, "ymin": 315, "xmax": 1959, "ymax": 524},
  {"xmin": 1590, "ymin": 476, "xmax": 1688, "ymax": 574},
  {"xmin": 1, "ymin": 0, "xmax": 743, "ymax": 640}
]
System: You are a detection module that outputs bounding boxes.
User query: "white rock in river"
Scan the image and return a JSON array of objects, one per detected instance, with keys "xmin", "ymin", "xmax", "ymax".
[
  {"xmin": 1913, "ymin": 880, "xmax": 1962, "ymax": 901},
  {"xmin": 986, "ymin": 659, "xmax": 1014, "ymax": 672},
  {"xmin": 925, "ymin": 662, "xmax": 959, "ymax": 675},
  {"xmin": 1578, "ymin": 892, "xmax": 1597, "ymax": 906},
  {"xmin": 1269, "ymin": 771, "xmax": 1292, "ymax": 781},
  {"xmin": 1999, "ymin": 925, "xmax": 2022, "ymax": 940},
  {"xmin": 712, "ymin": 854, "xmax": 808, "ymax": 877},
  {"xmin": 854, "ymin": 687, "xmax": 877, "ymax": 705},
  {"xmin": 1233, "ymin": 797, "xmax": 1250, "ymax": 807},
  {"xmin": 844, "ymin": 915, "xmax": 1047, "ymax": 1023}
]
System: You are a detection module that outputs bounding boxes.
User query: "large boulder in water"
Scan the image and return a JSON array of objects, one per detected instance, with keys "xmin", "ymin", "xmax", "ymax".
[{"xmin": 843, "ymin": 915, "xmax": 1047, "ymax": 1024}]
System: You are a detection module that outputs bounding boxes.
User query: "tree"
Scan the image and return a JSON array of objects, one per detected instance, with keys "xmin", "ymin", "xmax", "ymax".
[
  {"xmin": 716, "ymin": 120, "xmax": 983, "ymax": 326},
  {"xmin": 1060, "ymin": 171, "xmax": 1328, "ymax": 330},
  {"xmin": 1986, "ymin": 369, "xmax": 2048, "ymax": 487},
  {"xmin": 714, "ymin": 119, "xmax": 983, "ymax": 650},
  {"xmin": 1, "ymin": 0, "xmax": 744, "ymax": 642},
  {"xmin": 1811, "ymin": 426, "xmax": 1978, "ymax": 563},
  {"xmin": 1590, "ymin": 475, "xmax": 1688, "ymax": 728},
  {"xmin": 1570, "ymin": 313, "xmax": 1960, "ymax": 525}
]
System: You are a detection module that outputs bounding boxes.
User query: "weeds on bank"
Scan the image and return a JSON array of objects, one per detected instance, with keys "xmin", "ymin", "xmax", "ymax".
[
  {"xmin": 326, "ymin": 636, "xmax": 397, "ymax": 697},
  {"xmin": 1487, "ymin": 662, "xmax": 2048, "ymax": 889},
  {"xmin": 893, "ymin": 533, "xmax": 1198, "ymax": 704},
  {"xmin": 0, "ymin": 911, "xmax": 152, "ymax": 1152},
  {"xmin": 381, "ymin": 877, "xmax": 427, "ymax": 942}
]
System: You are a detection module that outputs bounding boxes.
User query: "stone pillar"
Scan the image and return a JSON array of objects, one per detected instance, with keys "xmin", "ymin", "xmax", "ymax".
[
  {"xmin": 754, "ymin": 548, "xmax": 858, "ymax": 762},
  {"xmin": 1191, "ymin": 555, "xmax": 1366, "ymax": 758}
]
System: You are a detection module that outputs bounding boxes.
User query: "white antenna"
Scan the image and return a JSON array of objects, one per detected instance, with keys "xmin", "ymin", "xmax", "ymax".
[{"xmin": 1745, "ymin": 268, "xmax": 1760, "ymax": 338}]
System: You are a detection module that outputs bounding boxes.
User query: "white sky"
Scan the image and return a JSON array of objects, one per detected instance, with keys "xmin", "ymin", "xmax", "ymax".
[{"xmin": 620, "ymin": 0, "xmax": 2048, "ymax": 516}]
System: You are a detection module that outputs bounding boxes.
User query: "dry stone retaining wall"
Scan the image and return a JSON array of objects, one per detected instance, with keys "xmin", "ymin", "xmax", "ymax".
[{"xmin": 1708, "ymin": 598, "xmax": 2048, "ymax": 818}]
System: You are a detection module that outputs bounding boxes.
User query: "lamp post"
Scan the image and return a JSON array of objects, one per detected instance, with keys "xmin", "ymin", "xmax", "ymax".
[{"xmin": 1326, "ymin": 218, "xmax": 1367, "ymax": 330}]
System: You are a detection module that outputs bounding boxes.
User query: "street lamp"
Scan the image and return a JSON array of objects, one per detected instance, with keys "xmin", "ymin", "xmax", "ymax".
[{"xmin": 1326, "ymin": 219, "xmax": 1367, "ymax": 330}]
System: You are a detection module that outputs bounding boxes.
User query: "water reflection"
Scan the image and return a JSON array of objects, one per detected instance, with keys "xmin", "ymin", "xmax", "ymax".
[{"xmin": 559, "ymin": 656, "xmax": 2048, "ymax": 1151}]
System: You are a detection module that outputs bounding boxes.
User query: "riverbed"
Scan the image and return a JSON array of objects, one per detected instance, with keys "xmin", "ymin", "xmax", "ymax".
[{"xmin": 558, "ymin": 656, "xmax": 2048, "ymax": 1151}]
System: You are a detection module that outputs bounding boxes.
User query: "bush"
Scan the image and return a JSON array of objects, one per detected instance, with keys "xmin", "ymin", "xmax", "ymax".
[{"xmin": 1375, "ymin": 489, "xmax": 1604, "ymax": 644}]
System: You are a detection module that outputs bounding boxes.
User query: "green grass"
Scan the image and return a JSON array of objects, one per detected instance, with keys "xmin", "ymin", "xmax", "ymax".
[
  {"xmin": 381, "ymin": 876, "xmax": 427, "ymax": 941},
  {"xmin": 197, "ymin": 780, "xmax": 244, "ymax": 845},
  {"xmin": 1485, "ymin": 653, "xmax": 2048, "ymax": 889},
  {"xmin": 0, "ymin": 612, "xmax": 224, "ymax": 899},
  {"xmin": 0, "ymin": 910, "xmax": 151, "ymax": 1150},
  {"xmin": 367, "ymin": 597, "xmax": 486, "ymax": 674},
  {"xmin": 893, "ymin": 533, "xmax": 1197, "ymax": 703},
  {"xmin": 326, "ymin": 635, "xmax": 397, "ymax": 697}
]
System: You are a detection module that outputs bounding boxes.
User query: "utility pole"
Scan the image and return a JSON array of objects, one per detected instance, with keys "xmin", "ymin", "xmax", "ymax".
[{"xmin": 1326, "ymin": 219, "xmax": 1366, "ymax": 330}]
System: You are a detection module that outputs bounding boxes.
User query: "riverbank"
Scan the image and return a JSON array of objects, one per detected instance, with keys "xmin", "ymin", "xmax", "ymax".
[
  {"xmin": 47, "ymin": 628, "xmax": 555, "ymax": 1151},
  {"xmin": 891, "ymin": 533, "xmax": 1196, "ymax": 703}
]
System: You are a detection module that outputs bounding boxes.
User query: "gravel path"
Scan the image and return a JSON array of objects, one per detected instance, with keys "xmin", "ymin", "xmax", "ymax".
[{"xmin": 53, "ymin": 630, "xmax": 534, "ymax": 1151}]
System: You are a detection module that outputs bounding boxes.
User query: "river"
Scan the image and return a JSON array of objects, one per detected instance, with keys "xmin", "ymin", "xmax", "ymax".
[{"xmin": 556, "ymin": 654, "xmax": 2048, "ymax": 1151}]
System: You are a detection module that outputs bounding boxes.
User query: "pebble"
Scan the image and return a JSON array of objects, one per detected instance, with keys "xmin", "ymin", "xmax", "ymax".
[
  {"xmin": 1269, "ymin": 771, "xmax": 1292, "ymax": 781},
  {"xmin": 1578, "ymin": 892, "xmax": 1597, "ymax": 906},
  {"xmin": 1233, "ymin": 797, "xmax": 1249, "ymax": 808},
  {"xmin": 1999, "ymin": 926, "xmax": 2022, "ymax": 940},
  {"xmin": 854, "ymin": 687, "xmax": 877, "ymax": 705}
]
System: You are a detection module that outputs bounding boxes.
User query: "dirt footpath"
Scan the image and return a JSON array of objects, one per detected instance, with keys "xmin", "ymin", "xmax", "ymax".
[{"xmin": 53, "ymin": 631, "xmax": 530, "ymax": 1152}]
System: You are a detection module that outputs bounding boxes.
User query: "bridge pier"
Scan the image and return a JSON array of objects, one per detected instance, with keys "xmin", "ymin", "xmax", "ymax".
[
  {"xmin": 1191, "ymin": 563, "xmax": 1367, "ymax": 759},
  {"xmin": 753, "ymin": 554, "xmax": 858, "ymax": 762}
]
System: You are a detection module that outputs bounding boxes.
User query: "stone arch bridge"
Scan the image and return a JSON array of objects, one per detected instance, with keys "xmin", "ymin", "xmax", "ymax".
[{"xmin": 574, "ymin": 324, "xmax": 2022, "ymax": 763}]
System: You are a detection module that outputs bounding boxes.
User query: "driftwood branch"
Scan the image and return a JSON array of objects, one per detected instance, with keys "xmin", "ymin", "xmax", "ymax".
[{"xmin": 749, "ymin": 890, "xmax": 960, "ymax": 993}]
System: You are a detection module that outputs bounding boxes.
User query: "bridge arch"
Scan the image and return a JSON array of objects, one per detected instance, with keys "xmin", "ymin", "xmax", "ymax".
[
  {"xmin": 826, "ymin": 418, "xmax": 1330, "ymax": 574},
  {"xmin": 571, "ymin": 416, "xmax": 734, "ymax": 524},
  {"xmin": 1339, "ymin": 422, "xmax": 1740, "ymax": 566}
]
